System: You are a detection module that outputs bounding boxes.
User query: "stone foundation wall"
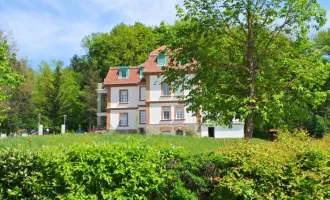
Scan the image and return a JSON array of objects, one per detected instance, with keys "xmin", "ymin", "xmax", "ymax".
[
  {"xmin": 115, "ymin": 129, "xmax": 138, "ymax": 134},
  {"xmin": 145, "ymin": 124, "xmax": 200, "ymax": 136}
]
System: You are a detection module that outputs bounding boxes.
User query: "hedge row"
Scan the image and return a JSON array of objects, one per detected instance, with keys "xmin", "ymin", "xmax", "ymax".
[{"xmin": 0, "ymin": 132, "xmax": 329, "ymax": 199}]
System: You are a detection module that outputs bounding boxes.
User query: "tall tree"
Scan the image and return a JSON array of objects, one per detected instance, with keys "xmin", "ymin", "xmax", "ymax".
[
  {"xmin": 0, "ymin": 30, "xmax": 22, "ymax": 122},
  {"xmin": 82, "ymin": 22, "xmax": 159, "ymax": 77},
  {"xmin": 4, "ymin": 58, "xmax": 35, "ymax": 132},
  {"xmin": 68, "ymin": 55, "xmax": 99, "ymax": 130},
  {"xmin": 34, "ymin": 60, "xmax": 83, "ymax": 131},
  {"xmin": 82, "ymin": 70, "xmax": 99, "ymax": 131},
  {"xmin": 162, "ymin": 0, "xmax": 329, "ymax": 139}
]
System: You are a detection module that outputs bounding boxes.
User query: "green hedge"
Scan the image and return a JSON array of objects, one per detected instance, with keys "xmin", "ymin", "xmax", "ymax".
[{"xmin": 0, "ymin": 132, "xmax": 329, "ymax": 199}]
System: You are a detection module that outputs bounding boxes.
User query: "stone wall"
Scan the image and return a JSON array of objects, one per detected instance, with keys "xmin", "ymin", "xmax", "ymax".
[
  {"xmin": 145, "ymin": 123, "xmax": 200, "ymax": 136},
  {"xmin": 115, "ymin": 129, "xmax": 138, "ymax": 134}
]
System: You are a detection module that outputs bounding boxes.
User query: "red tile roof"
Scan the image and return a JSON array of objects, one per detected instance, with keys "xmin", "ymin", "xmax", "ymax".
[
  {"xmin": 104, "ymin": 45, "xmax": 189, "ymax": 84},
  {"xmin": 104, "ymin": 67, "xmax": 145, "ymax": 85},
  {"xmin": 142, "ymin": 45, "xmax": 178, "ymax": 73},
  {"xmin": 150, "ymin": 45, "xmax": 167, "ymax": 55}
]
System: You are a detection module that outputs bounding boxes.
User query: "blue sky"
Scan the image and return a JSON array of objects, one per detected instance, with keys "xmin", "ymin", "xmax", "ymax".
[{"xmin": 0, "ymin": 0, "xmax": 330, "ymax": 70}]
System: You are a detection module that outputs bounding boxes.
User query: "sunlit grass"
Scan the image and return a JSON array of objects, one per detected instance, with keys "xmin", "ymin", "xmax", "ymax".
[{"xmin": 0, "ymin": 133, "xmax": 265, "ymax": 152}]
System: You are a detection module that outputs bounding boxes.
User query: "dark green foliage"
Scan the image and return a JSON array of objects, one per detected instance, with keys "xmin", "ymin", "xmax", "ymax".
[
  {"xmin": 34, "ymin": 60, "xmax": 84, "ymax": 131},
  {"xmin": 68, "ymin": 56, "xmax": 99, "ymax": 131},
  {"xmin": 82, "ymin": 22, "xmax": 159, "ymax": 78},
  {"xmin": 0, "ymin": 133, "xmax": 329, "ymax": 199}
]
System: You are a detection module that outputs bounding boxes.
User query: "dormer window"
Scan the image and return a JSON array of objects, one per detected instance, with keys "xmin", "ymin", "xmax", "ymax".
[
  {"xmin": 156, "ymin": 54, "xmax": 166, "ymax": 66},
  {"xmin": 139, "ymin": 66, "xmax": 145, "ymax": 78},
  {"xmin": 119, "ymin": 66, "xmax": 129, "ymax": 79}
]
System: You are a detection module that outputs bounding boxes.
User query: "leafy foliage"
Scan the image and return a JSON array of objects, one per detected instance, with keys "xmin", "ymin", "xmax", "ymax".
[
  {"xmin": 2, "ymin": 58, "xmax": 35, "ymax": 132},
  {"xmin": 33, "ymin": 60, "xmax": 84, "ymax": 131},
  {"xmin": 315, "ymin": 28, "xmax": 330, "ymax": 55},
  {"xmin": 162, "ymin": 0, "xmax": 329, "ymax": 138},
  {"xmin": 0, "ymin": 33, "xmax": 22, "ymax": 121},
  {"xmin": 0, "ymin": 132, "xmax": 329, "ymax": 199},
  {"xmin": 82, "ymin": 22, "xmax": 159, "ymax": 77}
]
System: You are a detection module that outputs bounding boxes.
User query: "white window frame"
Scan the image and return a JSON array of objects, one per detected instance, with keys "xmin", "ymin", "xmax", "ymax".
[
  {"xmin": 162, "ymin": 83, "xmax": 170, "ymax": 96},
  {"xmin": 120, "ymin": 90, "xmax": 128, "ymax": 103},
  {"xmin": 120, "ymin": 113, "xmax": 128, "ymax": 126},
  {"xmin": 176, "ymin": 107, "xmax": 184, "ymax": 119},
  {"xmin": 162, "ymin": 107, "xmax": 171, "ymax": 120},
  {"xmin": 140, "ymin": 110, "xmax": 146, "ymax": 124},
  {"xmin": 139, "ymin": 86, "xmax": 146, "ymax": 101}
]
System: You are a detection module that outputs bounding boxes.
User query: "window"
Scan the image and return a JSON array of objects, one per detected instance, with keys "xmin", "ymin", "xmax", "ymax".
[
  {"xmin": 162, "ymin": 83, "xmax": 170, "ymax": 96},
  {"xmin": 119, "ymin": 67, "xmax": 129, "ymax": 79},
  {"xmin": 119, "ymin": 113, "xmax": 128, "ymax": 126},
  {"xmin": 139, "ymin": 66, "xmax": 145, "ymax": 78},
  {"xmin": 176, "ymin": 130, "xmax": 183, "ymax": 136},
  {"xmin": 162, "ymin": 107, "xmax": 171, "ymax": 120},
  {"xmin": 175, "ymin": 106, "xmax": 184, "ymax": 119},
  {"xmin": 120, "ymin": 90, "xmax": 128, "ymax": 103},
  {"xmin": 101, "ymin": 94, "xmax": 107, "ymax": 112},
  {"xmin": 175, "ymin": 85, "xmax": 184, "ymax": 96},
  {"xmin": 156, "ymin": 55, "xmax": 166, "ymax": 66},
  {"xmin": 139, "ymin": 86, "xmax": 146, "ymax": 101},
  {"xmin": 139, "ymin": 110, "xmax": 146, "ymax": 124}
]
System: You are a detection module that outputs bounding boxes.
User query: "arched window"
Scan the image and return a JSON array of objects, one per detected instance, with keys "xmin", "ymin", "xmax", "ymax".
[{"xmin": 176, "ymin": 130, "xmax": 183, "ymax": 136}]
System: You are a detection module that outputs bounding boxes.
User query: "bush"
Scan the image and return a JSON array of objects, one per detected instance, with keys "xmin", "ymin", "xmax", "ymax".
[{"xmin": 0, "ymin": 133, "xmax": 329, "ymax": 199}]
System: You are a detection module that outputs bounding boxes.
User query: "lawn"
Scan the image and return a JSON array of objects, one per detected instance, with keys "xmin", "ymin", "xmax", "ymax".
[{"xmin": 0, "ymin": 133, "xmax": 264, "ymax": 152}]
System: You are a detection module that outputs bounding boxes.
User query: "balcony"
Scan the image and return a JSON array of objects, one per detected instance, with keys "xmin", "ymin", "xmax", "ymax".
[{"xmin": 97, "ymin": 83, "xmax": 107, "ymax": 94}]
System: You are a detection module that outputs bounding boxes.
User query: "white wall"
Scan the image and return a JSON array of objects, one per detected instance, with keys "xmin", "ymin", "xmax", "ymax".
[
  {"xmin": 110, "ymin": 110, "xmax": 139, "ymax": 130},
  {"xmin": 201, "ymin": 124, "xmax": 244, "ymax": 138},
  {"xmin": 149, "ymin": 103, "xmax": 196, "ymax": 124},
  {"xmin": 110, "ymin": 86, "xmax": 140, "ymax": 108},
  {"xmin": 149, "ymin": 75, "xmax": 182, "ymax": 101}
]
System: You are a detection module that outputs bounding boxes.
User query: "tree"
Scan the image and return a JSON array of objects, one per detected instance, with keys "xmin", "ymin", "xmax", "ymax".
[
  {"xmin": 162, "ymin": 0, "xmax": 329, "ymax": 139},
  {"xmin": 0, "ymin": 30, "xmax": 22, "ymax": 122},
  {"xmin": 82, "ymin": 70, "xmax": 99, "ymax": 131},
  {"xmin": 82, "ymin": 22, "xmax": 159, "ymax": 77},
  {"xmin": 34, "ymin": 60, "xmax": 84, "ymax": 131},
  {"xmin": 314, "ymin": 28, "xmax": 330, "ymax": 55},
  {"xmin": 4, "ymin": 58, "xmax": 35, "ymax": 132},
  {"xmin": 68, "ymin": 55, "xmax": 99, "ymax": 130},
  {"xmin": 154, "ymin": 21, "xmax": 176, "ymax": 46}
]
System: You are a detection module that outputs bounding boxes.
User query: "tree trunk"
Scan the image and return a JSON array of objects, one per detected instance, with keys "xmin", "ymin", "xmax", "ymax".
[
  {"xmin": 88, "ymin": 117, "xmax": 92, "ymax": 132},
  {"xmin": 244, "ymin": 113, "xmax": 254, "ymax": 139},
  {"xmin": 245, "ymin": 2, "xmax": 255, "ymax": 140}
]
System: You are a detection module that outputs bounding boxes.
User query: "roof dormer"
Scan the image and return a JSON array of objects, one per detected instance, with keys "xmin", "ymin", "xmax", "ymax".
[
  {"xmin": 156, "ymin": 54, "xmax": 166, "ymax": 67},
  {"xmin": 119, "ymin": 66, "xmax": 129, "ymax": 79},
  {"xmin": 139, "ymin": 66, "xmax": 145, "ymax": 78}
]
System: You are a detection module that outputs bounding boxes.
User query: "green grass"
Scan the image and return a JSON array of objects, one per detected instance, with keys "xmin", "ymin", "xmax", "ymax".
[{"xmin": 0, "ymin": 133, "xmax": 265, "ymax": 153}]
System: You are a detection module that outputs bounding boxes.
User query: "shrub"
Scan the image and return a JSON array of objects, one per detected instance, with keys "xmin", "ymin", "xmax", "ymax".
[{"xmin": 0, "ymin": 132, "xmax": 329, "ymax": 199}]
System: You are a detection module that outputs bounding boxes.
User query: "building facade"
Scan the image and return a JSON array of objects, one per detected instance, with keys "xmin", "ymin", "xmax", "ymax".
[{"xmin": 97, "ymin": 46, "xmax": 244, "ymax": 138}]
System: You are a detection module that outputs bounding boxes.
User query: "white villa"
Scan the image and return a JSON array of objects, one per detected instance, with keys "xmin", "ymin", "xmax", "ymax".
[{"xmin": 97, "ymin": 46, "xmax": 244, "ymax": 138}]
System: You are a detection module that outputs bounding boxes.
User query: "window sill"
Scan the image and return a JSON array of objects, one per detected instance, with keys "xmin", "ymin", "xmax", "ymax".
[
  {"xmin": 161, "ymin": 119, "xmax": 172, "ymax": 121},
  {"xmin": 139, "ymin": 123, "xmax": 146, "ymax": 125},
  {"xmin": 174, "ymin": 95, "xmax": 184, "ymax": 97},
  {"xmin": 119, "ymin": 102, "xmax": 129, "ymax": 104},
  {"xmin": 119, "ymin": 125, "xmax": 129, "ymax": 127},
  {"xmin": 160, "ymin": 95, "xmax": 172, "ymax": 97},
  {"xmin": 174, "ymin": 119, "xmax": 185, "ymax": 121}
]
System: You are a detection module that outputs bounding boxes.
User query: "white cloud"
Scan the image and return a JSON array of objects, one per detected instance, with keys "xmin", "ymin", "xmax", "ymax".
[
  {"xmin": 87, "ymin": 0, "xmax": 182, "ymax": 25},
  {"xmin": 0, "ymin": 0, "xmax": 182, "ymax": 68}
]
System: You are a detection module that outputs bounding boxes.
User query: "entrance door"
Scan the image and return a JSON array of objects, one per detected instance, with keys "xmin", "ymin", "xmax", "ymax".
[{"xmin": 208, "ymin": 127, "xmax": 215, "ymax": 138}]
